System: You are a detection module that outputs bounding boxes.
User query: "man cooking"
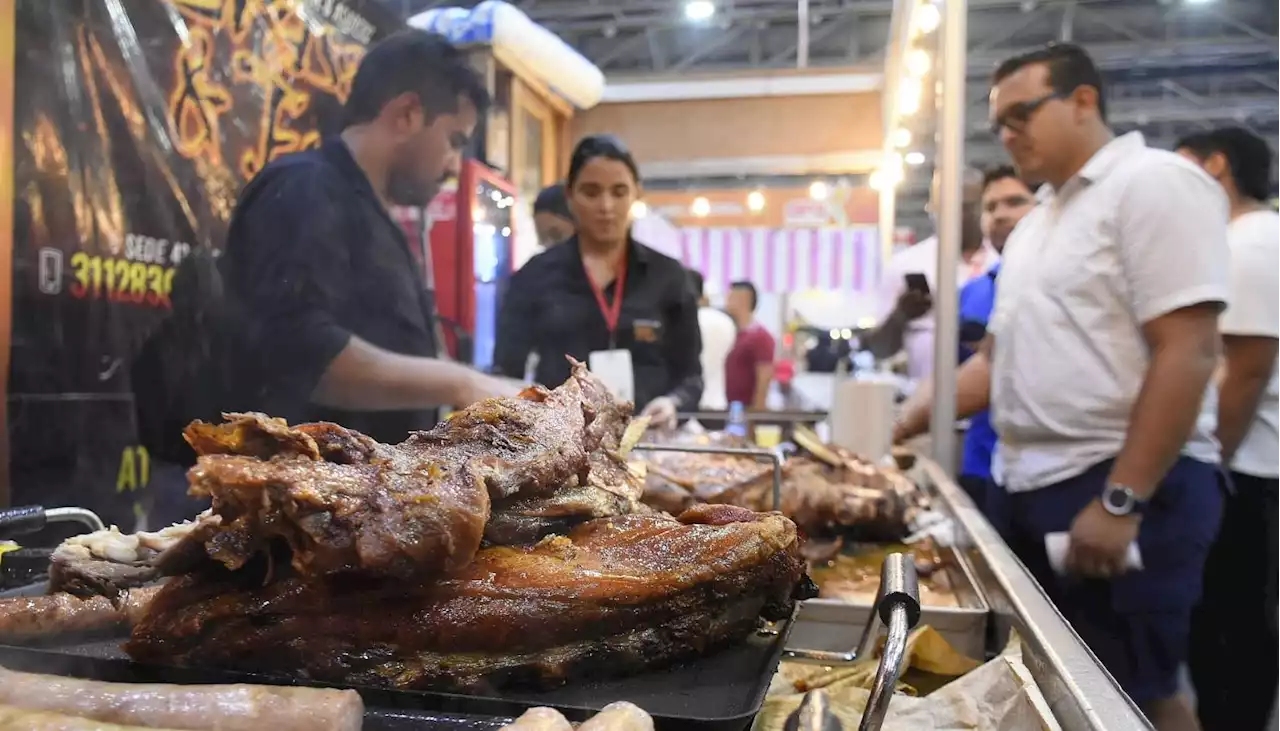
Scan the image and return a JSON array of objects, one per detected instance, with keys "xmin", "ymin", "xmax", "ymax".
[{"xmin": 219, "ymin": 30, "xmax": 519, "ymax": 443}]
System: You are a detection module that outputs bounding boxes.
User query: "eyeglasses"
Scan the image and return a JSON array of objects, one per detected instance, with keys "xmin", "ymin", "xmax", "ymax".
[{"xmin": 990, "ymin": 92, "xmax": 1065, "ymax": 136}]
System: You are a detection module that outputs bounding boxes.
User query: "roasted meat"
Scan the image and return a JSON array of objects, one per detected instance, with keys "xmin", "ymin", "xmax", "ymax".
[
  {"xmin": 48, "ymin": 518, "xmax": 210, "ymax": 599},
  {"xmin": 636, "ymin": 429, "xmax": 925, "ymax": 541},
  {"xmin": 127, "ymin": 506, "xmax": 809, "ymax": 692},
  {"xmin": 0, "ymin": 586, "xmax": 160, "ymax": 643},
  {"xmin": 180, "ymin": 361, "xmax": 625, "ymax": 579},
  {"xmin": 486, "ymin": 449, "xmax": 647, "ymax": 545},
  {"xmin": 484, "ymin": 413, "xmax": 647, "ymax": 545}
]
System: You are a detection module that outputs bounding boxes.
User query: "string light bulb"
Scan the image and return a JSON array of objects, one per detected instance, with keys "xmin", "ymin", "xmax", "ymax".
[
  {"xmin": 809, "ymin": 181, "xmax": 829, "ymax": 201},
  {"xmin": 747, "ymin": 190, "xmax": 766, "ymax": 212},
  {"xmin": 631, "ymin": 200, "xmax": 649, "ymax": 219},
  {"xmin": 897, "ymin": 77, "xmax": 922, "ymax": 115},
  {"xmin": 691, "ymin": 196, "xmax": 711, "ymax": 217},
  {"xmin": 914, "ymin": 2, "xmax": 940, "ymax": 34},
  {"xmin": 905, "ymin": 48, "xmax": 932, "ymax": 77}
]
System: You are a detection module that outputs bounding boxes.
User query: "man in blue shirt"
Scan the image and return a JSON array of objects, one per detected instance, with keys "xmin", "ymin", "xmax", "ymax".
[{"xmin": 896, "ymin": 166, "xmax": 1035, "ymax": 513}]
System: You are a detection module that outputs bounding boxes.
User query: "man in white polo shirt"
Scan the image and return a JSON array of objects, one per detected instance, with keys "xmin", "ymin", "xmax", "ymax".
[
  {"xmin": 1176, "ymin": 127, "xmax": 1279, "ymax": 731},
  {"xmin": 987, "ymin": 44, "xmax": 1229, "ymax": 730}
]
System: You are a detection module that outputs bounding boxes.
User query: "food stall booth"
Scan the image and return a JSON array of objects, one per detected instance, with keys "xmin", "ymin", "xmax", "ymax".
[{"xmin": 0, "ymin": 0, "xmax": 1155, "ymax": 729}]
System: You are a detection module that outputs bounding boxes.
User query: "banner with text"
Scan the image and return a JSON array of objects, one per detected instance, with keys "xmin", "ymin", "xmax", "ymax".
[{"xmin": 8, "ymin": 0, "xmax": 401, "ymax": 529}]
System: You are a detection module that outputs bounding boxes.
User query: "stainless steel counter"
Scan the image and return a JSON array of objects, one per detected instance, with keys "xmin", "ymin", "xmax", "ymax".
[{"xmin": 915, "ymin": 456, "xmax": 1155, "ymax": 731}]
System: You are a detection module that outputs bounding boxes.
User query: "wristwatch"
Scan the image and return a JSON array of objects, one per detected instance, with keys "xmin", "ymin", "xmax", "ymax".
[{"xmin": 1100, "ymin": 482, "xmax": 1148, "ymax": 517}]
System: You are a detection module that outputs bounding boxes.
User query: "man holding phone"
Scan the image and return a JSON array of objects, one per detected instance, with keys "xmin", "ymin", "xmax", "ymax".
[
  {"xmin": 864, "ymin": 167, "xmax": 997, "ymax": 381},
  {"xmin": 896, "ymin": 166, "xmax": 1037, "ymax": 512}
]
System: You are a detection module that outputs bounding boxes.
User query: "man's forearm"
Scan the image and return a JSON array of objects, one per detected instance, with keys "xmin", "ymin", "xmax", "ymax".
[
  {"xmin": 896, "ymin": 352, "xmax": 992, "ymax": 440},
  {"xmin": 863, "ymin": 310, "xmax": 908, "ymax": 359},
  {"xmin": 1109, "ymin": 345, "xmax": 1218, "ymax": 499},
  {"xmin": 312, "ymin": 335, "xmax": 476, "ymax": 410},
  {"xmin": 751, "ymin": 365, "xmax": 773, "ymax": 410},
  {"xmin": 1217, "ymin": 369, "xmax": 1272, "ymax": 464}
]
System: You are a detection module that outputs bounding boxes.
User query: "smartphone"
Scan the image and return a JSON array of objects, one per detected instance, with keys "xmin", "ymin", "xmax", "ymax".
[{"xmin": 904, "ymin": 273, "xmax": 931, "ymax": 296}]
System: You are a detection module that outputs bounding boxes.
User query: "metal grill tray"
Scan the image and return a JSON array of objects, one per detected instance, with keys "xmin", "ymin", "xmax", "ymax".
[{"xmin": 0, "ymin": 613, "xmax": 795, "ymax": 731}]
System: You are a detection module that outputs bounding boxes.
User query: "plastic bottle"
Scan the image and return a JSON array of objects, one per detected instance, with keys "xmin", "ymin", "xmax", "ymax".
[{"xmin": 726, "ymin": 401, "xmax": 748, "ymax": 438}]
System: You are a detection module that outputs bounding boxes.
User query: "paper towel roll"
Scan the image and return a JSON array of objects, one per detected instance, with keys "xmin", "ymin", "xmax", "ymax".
[{"xmin": 828, "ymin": 378, "xmax": 897, "ymax": 462}]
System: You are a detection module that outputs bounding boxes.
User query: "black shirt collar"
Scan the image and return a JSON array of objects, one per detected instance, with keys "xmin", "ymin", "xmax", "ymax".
[
  {"xmin": 564, "ymin": 233, "xmax": 650, "ymax": 270},
  {"xmin": 321, "ymin": 136, "xmax": 381, "ymax": 203}
]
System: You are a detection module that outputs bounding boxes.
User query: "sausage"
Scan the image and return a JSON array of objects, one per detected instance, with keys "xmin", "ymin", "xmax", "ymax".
[
  {"xmin": 0, "ymin": 704, "xmax": 182, "ymax": 730},
  {"xmin": 500, "ymin": 707, "xmax": 574, "ymax": 731},
  {"xmin": 0, "ymin": 586, "xmax": 159, "ymax": 643},
  {"xmin": 0, "ymin": 667, "xmax": 363, "ymax": 731},
  {"xmin": 577, "ymin": 702, "xmax": 655, "ymax": 731}
]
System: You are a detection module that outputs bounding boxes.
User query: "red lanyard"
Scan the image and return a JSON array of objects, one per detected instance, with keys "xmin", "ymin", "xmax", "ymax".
[{"xmin": 583, "ymin": 252, "xmax": 628, "ymax": 334}]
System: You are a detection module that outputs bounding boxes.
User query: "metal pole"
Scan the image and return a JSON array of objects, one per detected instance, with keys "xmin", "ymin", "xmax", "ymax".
[
  {"xmin": 930, "ymin": 0, "xmax": 967, "ymax": 473},
  {"xmin": 797, "ymin": 0, "xmax": 810, "ymax": 68}
]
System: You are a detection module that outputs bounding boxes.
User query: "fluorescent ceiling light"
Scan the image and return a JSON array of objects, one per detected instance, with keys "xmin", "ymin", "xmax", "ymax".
[{"xmin": 685, "ymin": 1, "xmax": 715, "ymax": 21}]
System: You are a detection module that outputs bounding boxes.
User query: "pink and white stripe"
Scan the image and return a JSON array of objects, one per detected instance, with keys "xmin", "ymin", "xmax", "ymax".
[{"xmin": 679, "ymin": 227, "xmax": 879, "ymax": 295}]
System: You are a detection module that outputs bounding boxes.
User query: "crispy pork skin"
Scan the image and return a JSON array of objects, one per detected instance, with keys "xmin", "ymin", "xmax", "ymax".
[
  {"xmin": 126, "ymin": 508, "xmax": 807, "ymax": 692},
  {"xmin": 180, "ymin": 360, "xmax": 627, "ymax": 579}
]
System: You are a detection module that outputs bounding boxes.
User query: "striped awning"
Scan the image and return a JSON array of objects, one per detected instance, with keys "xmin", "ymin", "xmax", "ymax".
[{"xmin": 678, "ymin": 227, "xmax": 880, "ymax": 295}]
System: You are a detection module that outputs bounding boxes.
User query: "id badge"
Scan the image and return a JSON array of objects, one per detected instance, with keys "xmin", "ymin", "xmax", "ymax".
[{"xmin": 588, "ymin": 349, "xmax": 635, "ymax": 403}]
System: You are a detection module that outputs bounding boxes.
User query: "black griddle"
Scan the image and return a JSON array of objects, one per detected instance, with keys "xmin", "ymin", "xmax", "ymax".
[{"xmin": 0, "ymin": 601, "xmax": 794, "ymax": 731}]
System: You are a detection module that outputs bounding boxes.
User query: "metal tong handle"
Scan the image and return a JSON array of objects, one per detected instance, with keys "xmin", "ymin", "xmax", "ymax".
[
  {"xmin": 0, "ymin": 505, "xmax": 106, "ymax": 538},
  {"xmin": 858, "ymin": 553, "xmax": 922, "ymax": 731},
  {"xmin": 783, "ymin": 552, "xmax": 922, "ymax": 665},
  {"xmin": 633, "ymin": 442, "xmax": 784, "ymax": 512}
]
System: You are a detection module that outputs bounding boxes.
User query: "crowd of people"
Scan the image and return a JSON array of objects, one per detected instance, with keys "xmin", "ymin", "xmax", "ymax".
[
  {"xmin": 188, "ymin": 24, "xmax": 1273, "ymax": 731},
  {"xmin": 889, "ymin": 43, "xmax": 1277, "ymax": 731}
]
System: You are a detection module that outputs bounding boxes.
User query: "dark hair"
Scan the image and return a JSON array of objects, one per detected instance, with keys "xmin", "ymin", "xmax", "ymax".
[
  {"xmin": 567, "ymin": 135, "xmax": 640, "ymax": 187},
  {"xmin": 730, "ymin": 281, "xmax": 758, "ymax": 311},
  {"xmin": 687, "ymin": 269, "xmax": 705, "ymax": 299},
  {"xmin": 992, "ymin": 43, "xmax": 1107, "ymax": 122},
  {"xmin": 981, "ymin": 165, "xmax": 1033, "ymax": 195},
  {"xmin": 1176, "ymin": 127, "xmax": 1275, "ymax": 203},
  {"xmin": 534, "ymin": 183, "xmax": 573, "ymax": 220},
  {"xmin": 343, "ymin": 30, "xmax": 490, "ymax": 128}
]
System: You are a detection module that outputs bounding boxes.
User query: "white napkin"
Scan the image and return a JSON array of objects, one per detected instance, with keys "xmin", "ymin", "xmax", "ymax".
[{"xmin": 1045, "ymin": 532, "xmax": 1143, "ymax": 576}]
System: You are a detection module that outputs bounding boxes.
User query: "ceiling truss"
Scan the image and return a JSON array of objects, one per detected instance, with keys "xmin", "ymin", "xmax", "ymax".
[{"xmin": 395, "ymin": 0, "xmax": 1278, "ymax": 231}]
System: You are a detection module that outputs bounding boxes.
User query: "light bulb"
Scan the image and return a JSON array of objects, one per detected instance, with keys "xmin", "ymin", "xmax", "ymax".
[
  {"xmin": 809, "ymin": 181, "xmax": 829, "ymax": 201},
  {"xmin": 684, "ymin": 1, "xmax": 715, "ymax": 21},
  {"xmin": 905, "ymin": 48, "xmax": 931, "ymax": 78},
  {"xmin": 747, "ymin": 190, "xmax": 766, "ymax": 212},
  {"xmin": 630, "ymin": 200, "xmax": 649, "ymax": 219},
  {"xmin": 690, "ymin": 197, "xmax": 711, "ymax": 217},
  {"xmin": 905, "ymin": 151, "xmax": 926, "ymax": 166},
  {"xmin": 914, "ymin": 2, "xmax": 940, "ymax": 34},
  {"xmin": 892, "ymin": 128, "xmax": 912, "ymax": 148},
  {"xmin": 897, "ymin": 78, "xmax": 922, "ymax": 116}
]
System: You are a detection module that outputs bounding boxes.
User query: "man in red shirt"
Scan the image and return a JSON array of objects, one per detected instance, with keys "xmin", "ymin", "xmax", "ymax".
[{"xmin": 725, "ymin": 281, "xmax": 776, "ymax": 410}]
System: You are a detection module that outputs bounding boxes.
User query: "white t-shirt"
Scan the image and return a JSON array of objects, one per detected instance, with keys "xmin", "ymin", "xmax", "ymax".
[
  {"xmin": 874, "ymin": 236, "xmax": 999, "ymax": 381},
  {"xmin": 989, "ymin": 132, "xmax": 1230, "ymax": 492},
  {"xmin": 697, "ymin": 306, "xmax": 737, "ymax": 410},
  {"xmin": 1221, "ymin": 209, "xmax": 1280, "ymax": 479}
]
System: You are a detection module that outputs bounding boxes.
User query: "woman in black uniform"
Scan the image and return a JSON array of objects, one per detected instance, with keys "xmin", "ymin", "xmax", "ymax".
[{"xmin": 495, "ymin": 135, "xmax": 702, "ymax": 427}]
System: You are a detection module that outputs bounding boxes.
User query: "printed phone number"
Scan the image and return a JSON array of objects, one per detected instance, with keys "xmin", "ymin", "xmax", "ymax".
[
  {"xmin": 38, "ymin": 235, "xmax": 195, "ymax": 308},
  {"xmin": 69, "ymin": 253, "xmax": 176, "ymax": 308}
]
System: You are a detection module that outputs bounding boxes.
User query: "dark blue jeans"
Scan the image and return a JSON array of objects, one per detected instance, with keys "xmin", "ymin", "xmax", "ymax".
[{"xmin": 1005, "ymin": 457, "xmax": 1224, "ymax": 705}]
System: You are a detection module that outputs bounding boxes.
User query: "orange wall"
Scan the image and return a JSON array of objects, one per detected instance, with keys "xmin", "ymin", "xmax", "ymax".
[
  {"xmin": 644, "ymin": 186, "xmax": 879, "ymax": 228},
  {"xmin": 572, "ymin": 92, "xmax": 882, "ymax": 172}
]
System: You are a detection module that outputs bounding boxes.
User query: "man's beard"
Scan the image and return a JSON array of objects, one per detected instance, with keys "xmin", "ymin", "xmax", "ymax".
[{"xmin": 386, "ymin": 160, "xmax": 441, "ymax": 207}]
